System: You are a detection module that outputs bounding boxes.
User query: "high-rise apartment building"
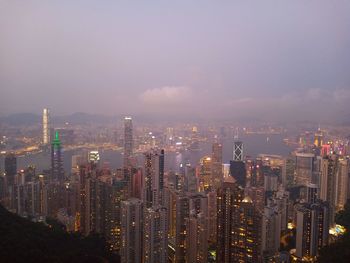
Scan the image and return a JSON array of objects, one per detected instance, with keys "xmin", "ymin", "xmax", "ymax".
[
  {"xmin": 295, "ymin": 201, "xmax": 329, "ymax": 260},
  {"xmin": 5, "ymin": 153, "xmax": 17, "ymax": 188},
  {"xmin": 143, "ymin": 206, "xmax": 168, "ymax": 263},
  {"xmin": 143, "ymin": 149, "xmax": 165, "ymax": 208},
  {"xmin": 217, "ymin": 181, "xmax": 262, "ymax": 263},
  {"xmin": 121, "ymin": 198, "xmax": 143, "ymax": 263}
]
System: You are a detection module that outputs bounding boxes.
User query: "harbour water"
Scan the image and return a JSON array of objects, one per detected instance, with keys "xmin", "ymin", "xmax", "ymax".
[{"xmin": 0, "ymin": 133, "xmax": 294, "ymax": 174}]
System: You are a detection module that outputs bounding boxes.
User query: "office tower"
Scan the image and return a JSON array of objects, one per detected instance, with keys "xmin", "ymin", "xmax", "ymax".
[
  {"xmin": 42, "ymin": 108, "xmax": 50, "ymax": 145},
  {"xmin": 262, "ymin": 200, "xmax": 282, "ymax": 258},
  {"xmin": 5, "ymin": 153, "xmax": 17, "ymax": 188},
  {"xmin": 295, "ymin": 153, "xmax": 316, "ymax": 186},
  {"xmin": 247, "ymin": 158, "xmax": 264, "ymax": 187},
  {"xmin": 165, "ymin": 127, "xmax": 174, "ymax": 145},
  {"xmin": 183, "ymin": 163, "xmax": 197, "ymax": 193},
  {"xmin": 88, "ymin": 151, "xmax": 100, "ymax": 164},
  {"xmin": 143, "ymin": 206, "xmax": 168, "ymax": 263},
  {"xmin": 218, "ymin": 181, "xmax": 263, "ymax": 263},
  {"xmin": 233, "ymin": 139, "xmax": 243, "ymax": 161},
  {"xmin": 319, "ymin": 154, "xmax": 338, "ymax": 226},
  {"xmin": 123, "ymin": 116, "xmax": 133, "ymax": 168},
  {"xmin": 286, "ymin": 156, "xmax": 296, "ymax": 186},
  {"xmin": 263, "ymin": 166, "xmax": 279, "ymax": 192},
  {"xmin": 314, "ymin": 128, "xmax": 323, "ymax": 148},
  {"xmin": 199, "ymin": 156, "xmax": 212, "ymax": 191},
  {"xmin": 185, "ymin": 212, "xmax": 208, "ymax": 263},
  {"xmin": 295, "ymin": 201, "xmax": 329, "ymax": 260},
  {"xmin": 211, "ymin": 142, "xmax": 223, "ymax": 189},
  {"xmin": 229, "ymin": 160, "xmax": 246, "ymax": 188},
  {"xmin": 143, "ymin": 149, "xmax": 165, "ymax": 208},
  {"xmin": 229, "ymin": 134, "xmax": 246, "ymax": 187},
  {"xmin": 175, "ymin": 194, "xmax": 190, "ymax": 262},
  {"xmin": 258, "ymin": 154, "xmax": 287, "ymax": 186},
  {"xmin": 222, "ymin": 164, "xmax": 230, "ymax": 179},
  {"xmin": 121, "ymin": 198, "xmax": 143, "ymax": 263},
  {"xmin": 51, "ymin": 131, "xmax": 64, "ymax": 181},
  {"xmin": 335, "ymin": 158, "xmax": 349, "ymax": 211}
]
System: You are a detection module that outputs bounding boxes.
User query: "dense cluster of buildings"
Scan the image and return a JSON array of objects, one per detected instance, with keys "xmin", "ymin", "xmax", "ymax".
[{"xmin": 0, "ymin": 109, "xmax": 349, "ymax": 263}]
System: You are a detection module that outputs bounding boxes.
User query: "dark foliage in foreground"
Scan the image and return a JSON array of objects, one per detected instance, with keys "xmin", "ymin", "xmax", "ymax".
[{"xmin": 0, "ymin": 205, "xmax": 119, "ymax": 263}]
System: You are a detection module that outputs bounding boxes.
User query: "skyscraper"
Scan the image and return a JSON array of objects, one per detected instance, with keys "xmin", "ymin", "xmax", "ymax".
[
  {"xmin": 143, "ymin": 206, "xmax": 168, "ymax": 263},
  {"xmin": 217, "ymin": 180, "xmax": 262, "ymax": 263},
  {"xmin": 42, "ymin": 108, "xmax": 50, "ymax": 145},
  {"xmin": 51, "ymin": 131, "xmax": 64, "ymax": 181},
  {"xmin": 123, "ymin": 117, "xmax": 133, "ymax": 168},
  {"xmin": 233, "ymin": 140, "xmax": 244, "ymax": 161},
  {"xmin": 121, "ymin": 198, "xmax": 143, "ymax": 263},
  {"xmin": 295, "ymin": 153, "xmax": 316, "ymax": 186},
  {"xmin": 295, "ymin": 201, "xmax": 329, "ymax": 260},
  {"xmin": 5, "ymin": 153, "xmax": 17, "ymax": 188},
  {"xmin": 143, "ymin": 149, "xmax": 165, "ymax": 208}
]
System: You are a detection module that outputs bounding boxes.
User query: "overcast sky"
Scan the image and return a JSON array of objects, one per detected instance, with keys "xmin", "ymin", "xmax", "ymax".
[{"xmin": 1, "ymin": 1, "xmax": 349, "ymax": 121}]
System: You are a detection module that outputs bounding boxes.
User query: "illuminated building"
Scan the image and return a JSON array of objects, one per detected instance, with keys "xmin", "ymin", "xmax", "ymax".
[
  {"xmin": 199, "ymin": 156, "xmax": 212, "ymax": 191},
  {"xmin": 211, "ymin": 142, "xmax": 223, "ymax": 190},
  {"xmin": 143, "ymin": 149, "xmax": 165, "ymax": 208},
  {"xmin": 319, "ymin": 154, "xmax": 338, "ymax": 226},
  {"xmin": 123, "ymin": 116, "xmax": 133, "ymax": 168},
  {"xmin": 217, "ymin": 180, "xmax": 262, "ymax": 263},
  {"xmin": 295, "ymin": 201, "xmax": 329, "ymax": 260},
  {"xmin": 42, "ymin": 108, "xmax": 50, "ymax": 145},
  {"xmin": 51, "ymin": 131, "xmax": 64, "ymax": 181},
  {"xmin": 314, "ymin": 128, "xmax": 323, "ymax": 148},
  {"xmin": 175, "ymin": 194, "xmax": 190, "ymax": 262},
  {"xmin": 88, "ymin": 151, "xmax": 100, "ymax": 164},
  {"xmin": 143, "ymin": 206, "xmax": 168, "ymax": 263},
  {"xmin": 121, "ymin": 198, "xmax": 143, "ymax": 263},
  {"xmin": 233, "ymin": 139, "xmax": 243, "ymax": 161}
]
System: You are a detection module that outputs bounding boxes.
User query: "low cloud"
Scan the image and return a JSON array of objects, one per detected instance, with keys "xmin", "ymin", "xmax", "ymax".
[{"xmin": 140, "ymin": 86, "xmax": 192, "ymax": 105}]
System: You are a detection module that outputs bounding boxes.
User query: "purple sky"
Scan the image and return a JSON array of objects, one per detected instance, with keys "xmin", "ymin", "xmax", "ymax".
[{"xmin": 1, "ymin": 1, "xmax": 349, "ymax": 121}]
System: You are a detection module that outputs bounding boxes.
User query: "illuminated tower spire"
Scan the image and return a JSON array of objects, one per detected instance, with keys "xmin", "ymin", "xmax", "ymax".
[{"xmin": 42, "ymin": 108, "xmax": 50, "ymax": 145}]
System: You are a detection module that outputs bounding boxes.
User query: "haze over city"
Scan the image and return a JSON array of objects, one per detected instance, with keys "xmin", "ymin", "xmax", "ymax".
[
  {"xmin": 1, "ymin": 1, "xmax": 350, "ymax": 121},
  {"xmin": 1, "ymin": 2, "xmax": 350, "ymax": 263}
]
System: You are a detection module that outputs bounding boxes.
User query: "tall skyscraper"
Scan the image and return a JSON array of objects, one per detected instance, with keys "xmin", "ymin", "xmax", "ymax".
[
  {"xmin": 335, "ymin": 158, "xmax": 349, "ymax": 211},
  {"xmin": 211, "ymin": 142, "xmax": 223, "ymax": 189},
  {"xmin": 123, "ymin": 117, "xmax": 133, "ymax": 168},
  {"xmin": 5, "ymin": 153, "xmax": 17, "ymax": 188},
  {"xmin": 51, "ymin": 131, "xmax": 64, "ymax": 181},
  {"xmin": 295, "ymin": 201, "xmax": 329, "ymax": 260},
  {"xmin": 143, "ymin": 206, "xmax": 168, "ymax": 263},
  {"xmin": 143, "ymin": 149, "xmax": 165, "ymax": 208},
  {"xmin": 217, "ymin": 180, "xmax": 262, "ymax": 263},
  {"xmin": 319, "ymin": 154, "xmax": 338, "ymax": 226},
  {"xmin": 121, "ymin": 198, "xmax": 143, "ymax": 263},
  {"xmin": 185, "ymin": 212, "xmax": 208, "ymax": 263},
  {"xmin": 233, "ymin": 140, "xmax": 244, "ymax": 161},
  {"xmin": 42, "ymin": 108, "xmax": 50, "ymax": 145}
]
